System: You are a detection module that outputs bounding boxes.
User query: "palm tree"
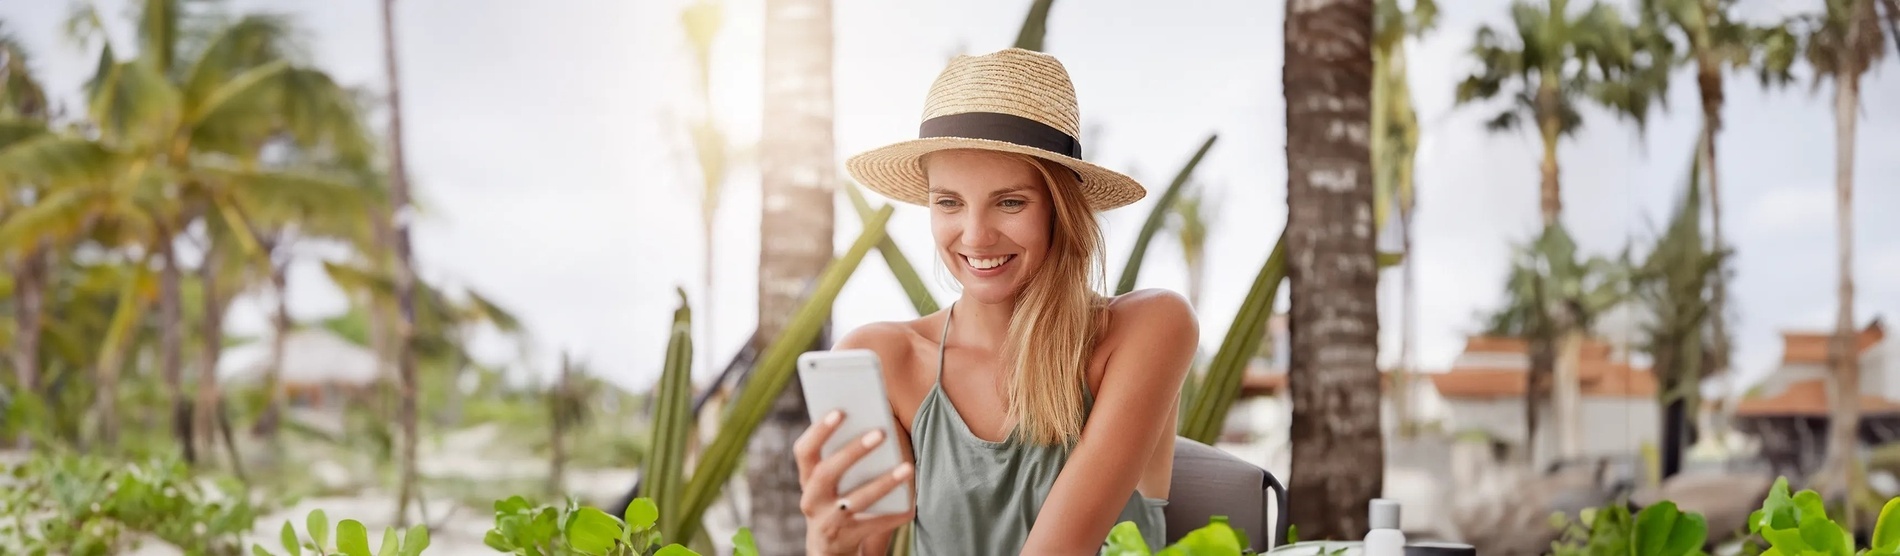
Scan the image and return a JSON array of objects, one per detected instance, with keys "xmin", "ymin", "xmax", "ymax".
[
  {"xmin": 1638, "ymin": 0, "xmax": 1799, "ymax": 401},
  {"xmin": 378, "ymin": 0, "xmax": 426, "ymax": 525},
  {"xmin": 41, "ymin": 0, "xmax": 372, "ymax": 459},
  {"xmin": 1164, "ymin": 183, "xmax": 1215, "ymax": 310},
  {"xmin": 681, "ymin": 0, "xmax": 729, "ymax": 384},
  {"xmin": 1483, "ymin": 225, "xmax": 1628, "ymax": 462},
  {"xmin": 1634, "ymin": 133, "xmax": 1723, "ymax": 482},
  {"xmin": 1796, "ymin": 0, "xmax": 1900, "ymax": 518},
  {"xmin": 747, "ymin": 0, "xmax": 838, "ymax": 551},
  {"xmin": 1456, "ymin": 0, "xmax": 1671, "ymax": 227},
  {"xmin": 1374, "ymin": 0, "xmax": 1436, "ymax": 437},
  {"xmin": 1284, "ymin": 0, "xmax": 1383, "ymax": 540},
  {"xmin": 1457, "ymin": 0, "xmax": 1670, "ymax": 460},
  {"xmin": 0, "ymin": 24, "xmax": 50, "ymax": 450}
]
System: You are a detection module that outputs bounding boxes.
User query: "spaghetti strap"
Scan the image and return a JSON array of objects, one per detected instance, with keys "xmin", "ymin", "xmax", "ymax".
[{"xmin": 935, "ymin": 302, "xmax": 954, "ymax": 383}]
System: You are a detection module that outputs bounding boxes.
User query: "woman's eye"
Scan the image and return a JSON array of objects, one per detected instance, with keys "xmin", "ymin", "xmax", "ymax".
[
  {"xmin": 934, "ymin": 198, "xmax": 962, "ymax": 209},
  {"xmin": 999, "ymin": 199, "xmax": 1027, "ymax": 209}
]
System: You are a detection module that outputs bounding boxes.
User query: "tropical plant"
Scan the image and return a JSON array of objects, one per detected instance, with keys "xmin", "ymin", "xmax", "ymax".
[
  {"xmin": 1483, "ymin": 223, "xmax": 1629, "ymax": 462},
  {"xmin": 1547, "ymin": 500, "xmax": 1709, "ymax": 556},
  {"xmin": 0, "ymin": 453, "xmax": 259, "ymax": 554},
  {"xmin": 1636, "ymin": 0, "xmax": 1800, "ymax": 398},
  {"xmin": 1634, "ymin": 131, "xmax": 1725, "ymax": 481},
  {"xmin": 1116, "ymin": 135, "xmax": 1218, "ymax": 297},
  {"xmin": 1456, "ymin": 0, "xmax": 1671, "ymax": 227},
  {"xmin": 1373, "ymin": 0, "xmax": 1437, "ymax": 438},
  {"xmin": 1744, "ymin": 476, "xmax": 1900, "ymax": 555}
]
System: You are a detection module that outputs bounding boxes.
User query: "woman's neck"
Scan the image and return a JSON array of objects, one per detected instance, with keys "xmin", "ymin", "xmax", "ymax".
[{"xmin": 949, "ymin": 296, "xmax": 1016, "ymax": 350}]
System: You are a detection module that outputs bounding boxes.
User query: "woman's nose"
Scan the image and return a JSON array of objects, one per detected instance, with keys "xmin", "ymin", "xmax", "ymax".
[{"xmin": 959, "ymin": 212, "xmax": 1000, "ymax": 247}]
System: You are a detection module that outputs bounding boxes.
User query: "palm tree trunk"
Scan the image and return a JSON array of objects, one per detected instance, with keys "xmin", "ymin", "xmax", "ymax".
[
  {"xmin": 11, "ymin": 242, "xmax": 45, "ymax": 450},
  {"xmin": 254, "ymin": 253, "xmax": 291, "ymax": 439},
  {"xmin": 1285, "ymin": 0, "xmax": 1382, "ymax": 541},
  {"xmin": 195, "ymin": 243, "xmax": 224, "ymax": 461},
  {"xmin": 158, "ymin": 237, "xmax": 192, "ymax": 463},
  {"xmin": 1397, "ymin": 208, "xmax": 1417, "ymax": 437},
  {"xmin": 749, "ymin": 0, "xmax": 837, "ymax": 551},
  {"xmin": 1698, "ymin": 63, "xmax": 1731, "ymax": 385},
  {"xmin": 381, "ymin": 0, "xmax": 424, "ymax": 526},
  {"xmin": 1554, "ymin": 328, "xmax": 1583, "ymax": 460},
  {"xmin": 1536, "ymin": 83, "xmax": 1562, "ymax": 228},
  {"xmin": 1821, "ymin": 70, "xmax": 1861, "ymax": 519},
  {"xmin": 94, "ymin": 263, "xmax": 148, "ymax": 450}
]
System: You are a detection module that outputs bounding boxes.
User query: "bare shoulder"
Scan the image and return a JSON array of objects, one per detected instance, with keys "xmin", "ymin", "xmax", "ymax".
[
  {"xmin": 1103, "ymin": 288, "xmax": 1199, "ymax": 342},
  {"xmin": 833, "ymin": 318, "xmax": 930, "ymax": 383},
  {"xmin": 1098, "ymin": 289, "xmax": 1199, "ymax": 379}
]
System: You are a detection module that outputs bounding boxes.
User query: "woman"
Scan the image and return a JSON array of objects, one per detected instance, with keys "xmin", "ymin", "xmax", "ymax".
[{"xmin": 792, "ymin": 47, "xmax": 1199, "ymax": 555}]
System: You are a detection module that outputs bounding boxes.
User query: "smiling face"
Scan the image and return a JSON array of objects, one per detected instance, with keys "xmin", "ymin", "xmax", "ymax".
[{"xmin": 924, "ymin": 149, "xmax": 1056, "ymax": 305}]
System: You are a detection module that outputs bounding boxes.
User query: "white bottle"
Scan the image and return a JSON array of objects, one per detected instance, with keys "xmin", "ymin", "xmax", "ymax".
[{"xmin": 1364, "ymin": 498, "xmax": 1406, "ymax": 556}]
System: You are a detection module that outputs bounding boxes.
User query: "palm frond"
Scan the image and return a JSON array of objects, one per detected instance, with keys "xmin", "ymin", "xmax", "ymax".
[
  {"xmin": 0, "ymin": 186, "xmax": 108, "ymax": 251},
  {"xmin": 0, "ymin": 25, "xmax": 50, "ymax": 118},
  {"xmin": 89, "ymin": 59, "xmax": 181, "ymax": 149},
  {"xmin": 180, "ymin": 14, "xmax": 297, "ymax": 109},
  {"xmin": 194, "ymin": 161, "xmax": 376, "ymax": 240},
  {"xmin": 0, "ymin": 134, "xmax": 125, "ymax": 188}
]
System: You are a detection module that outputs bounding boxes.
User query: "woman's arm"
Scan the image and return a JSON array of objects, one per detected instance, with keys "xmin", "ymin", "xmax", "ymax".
[{"xmin": 1019, "ymin": 290, "xmax": 1198, "ymax": 555}]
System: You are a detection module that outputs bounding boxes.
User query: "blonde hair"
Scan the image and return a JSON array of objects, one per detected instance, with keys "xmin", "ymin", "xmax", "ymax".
[{"xmin": 998, "ymin": 153, "xmax": 1108, "ymax": 446}]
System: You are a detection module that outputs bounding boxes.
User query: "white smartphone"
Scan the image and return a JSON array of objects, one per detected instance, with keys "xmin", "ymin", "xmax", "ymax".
[{"xmin": 797, "ymin": 348, "xmax": 912, "ymax": 516}]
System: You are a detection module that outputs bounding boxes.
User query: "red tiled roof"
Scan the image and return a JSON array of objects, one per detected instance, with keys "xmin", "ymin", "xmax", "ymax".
[
  {"xmin": 1733, "ymin": 378, "xmax": 1900, "ymax": 416},
  {"xmin": 1779, "ymin": 321, "xmax": 1885, "ymax": 365}
]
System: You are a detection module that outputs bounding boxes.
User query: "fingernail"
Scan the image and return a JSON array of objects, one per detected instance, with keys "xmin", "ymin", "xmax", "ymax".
[
  {"xmin": 893, "ymin": 463, "xmax": 914, "ymax": 480},
  {"xmin": 825, "ymin": 410, "xmax": 843, "ymax": 425},
  {"xmin": 861, "ymin": 429, "xmax": 884, "ymax": 447}
]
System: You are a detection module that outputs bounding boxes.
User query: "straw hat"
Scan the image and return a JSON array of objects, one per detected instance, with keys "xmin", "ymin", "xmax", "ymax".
[{"xmin": 845, "ymin": 48, "xmax": 1146, "ymax": 212}]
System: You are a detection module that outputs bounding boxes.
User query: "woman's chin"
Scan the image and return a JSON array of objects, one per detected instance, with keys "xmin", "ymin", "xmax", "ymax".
[{"xmin": 958, "ymin": 283, "xmax": 1022, "ymax": 306}]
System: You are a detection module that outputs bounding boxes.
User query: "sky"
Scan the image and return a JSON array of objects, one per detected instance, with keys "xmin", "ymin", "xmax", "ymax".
[{"xmin": 2, "ymin": 0, "xmax": 1896, "ymax": 397}]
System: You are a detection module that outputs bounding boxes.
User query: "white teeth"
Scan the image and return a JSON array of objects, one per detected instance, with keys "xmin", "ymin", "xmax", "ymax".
[{"xmin": 966, "ymin": 255, "xmax": 1009, "ymax": 270}]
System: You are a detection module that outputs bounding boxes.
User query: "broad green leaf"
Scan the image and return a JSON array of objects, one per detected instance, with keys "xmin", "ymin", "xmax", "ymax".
[
  {"xmin": 672, "ymin": 206, "xmax": 896, "ymax": 543},
  {"xmin": 401, "ymin": 524, "xmax": 430, "ymax": 556},
  {"xmin": 281, "ymin": 521, "xmax": 302, "ymax": 556},
  {"xmin": 308, "ymin": 509, "xmax": 330, "ymax": 547},
  {"xmin": 1635, "ymin": 502, "xmax": 1702, "ymax": 556},
  {"xmin": 732, "ymin": 528, "xmax": 758, "ymax": 556},
  {"xmin": 377, "ymin": 526, "xmax": 400, "ymax": 556},
  {"xmin": 1874, "ymin": 497, "xmax": 1900, "ymax": 550},
  {"xmin": 565, "ymin": 506, "xmax": 624, "ymax": 555},
  {"xmin": 625, "ymin": 497, "xmax": 660, "ymax": 532},
  {"xmin": 482, "ymin": 530, "xmax": 512, "ymax": 551},
  {"xmin": 336, "ymin": 519, "xmax": 371, "ymax": 556},
  {"xmin": 656, "ymin": 545, "xmax": 700, "ymax": 556},
  {"xmin": 253, "ymin": 545, "xmax": 274, "ymax": 556},
  {"xmin": 496, "ymin": 495, "xmax": 531, "ymax": 515},
  {"xmin": 1103, "ymin": 521, "xmax": 1153, "ymax": 556},
  {"xmin": 1115, "ymin": 134, "xmax": 1218, "ymax": 296},
  {"xmin": 1794, "ymin": 514, "xmax": 1846, "ymax": 555}
]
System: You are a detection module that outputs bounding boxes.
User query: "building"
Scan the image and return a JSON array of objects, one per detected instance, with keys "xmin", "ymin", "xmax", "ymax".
[
  {"xmin": 1424, "ymin": 335, "xmax": 1658, "ymax": 466},
  {"xmin": 1730, "ymin": 318, "xmax": 1900, "ymax": 478}
]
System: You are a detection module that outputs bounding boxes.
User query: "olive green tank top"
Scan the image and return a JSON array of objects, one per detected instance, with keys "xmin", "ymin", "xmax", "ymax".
[{"xmin": 908, "ymin": 303, "xmax": 1168, "ymax": 555}]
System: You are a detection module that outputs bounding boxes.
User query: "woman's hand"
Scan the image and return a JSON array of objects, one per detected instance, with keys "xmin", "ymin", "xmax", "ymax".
[{"xmin": 795, "ymin": 409, "xmax": 916, "ymax": 556}]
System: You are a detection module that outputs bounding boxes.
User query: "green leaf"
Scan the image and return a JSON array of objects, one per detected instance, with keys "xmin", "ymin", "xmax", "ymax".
[
  {"xmin": 376, "ymin": 526, "xmax": 400, "ymax": 556},
  {"xmin": 565, "ymin": 506, "xmax": 624, "ymax": 555},
  {"xmin": 1635, "ymin": 502, "xmax": 1705, "ymax": 556},
  {"xmin": 671, "ymin": 206, "xmax": 897, "ymax": 543},
  {"xmin": 336, "ymin": 519, "xmax": 371, "ymax": 556},
  {"xmin": 400, "ymin": 524, "xmax": 429, "ymax": 556},
  {"xmin": 254, "ymin": 545, "xmax": 275, "ymax": 556},
  {"xmin": 496, "ymin": 495, "xmax": 531, "ymax": 515},
  {"xmin": 482, "ymin": 530, "xmax": 512, "ymax": 551},
  {"xmin": 281, "ymin": 521, "xmax": 303, "ymax": 556},
  {"xmin": 624, "ymin": 497, "xmax": 659, "ymax": 531},
  {"xmin": 655, "ymin": 545, "xmax": 700, "ymax": 556},
  {"xmin": 1103, "ymin": 521, "xmax": 1154, "ymax": 556},
  {"xmin": 1874, "ymin": 497, "xmax": 1900, "ymax": 550},
  {"xmin": 1115, "ymin": 134, "xmax": 1218, "ymax": 296},
  {"xmin": 731, "ymin": 528, "xmax": 758, "ymax": 556},
  {"xmin": 308, "ymin": 509, "xmax": 331, "ymax": 548}
]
